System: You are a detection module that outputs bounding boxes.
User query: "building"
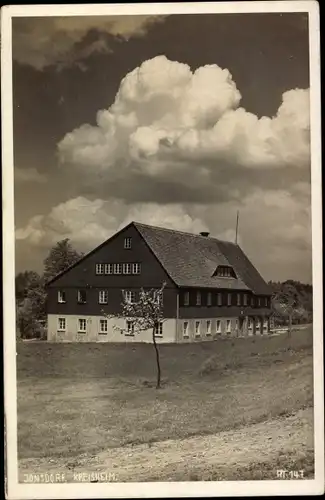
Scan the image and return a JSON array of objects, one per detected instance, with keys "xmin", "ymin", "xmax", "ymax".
[{"xmin": 46, "ymin": 221, "xmax": 272, "ymax": 343}]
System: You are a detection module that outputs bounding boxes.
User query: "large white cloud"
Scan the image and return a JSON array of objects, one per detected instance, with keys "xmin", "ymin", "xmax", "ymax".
[{"xmin": 58, "ymin": 55, "xmax": 310, "ymax": 201}]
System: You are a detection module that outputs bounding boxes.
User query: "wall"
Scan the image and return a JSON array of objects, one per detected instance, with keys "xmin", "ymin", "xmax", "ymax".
[
  {"xmin": 47, "ymin": 314, "xmax": 177, "ymax": 343},
  {"xmin": 47, "ymin": 224, "xmax": 178, "ymax": 317}
]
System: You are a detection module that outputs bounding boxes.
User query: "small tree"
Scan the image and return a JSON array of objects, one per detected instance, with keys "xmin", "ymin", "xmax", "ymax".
[
  {"xmin": 271, "ymin": 282, "xmax": 301, "ymax": 338},
  {"xmin": 104, "ymin": 282, "xmax": 166, "ymax": 389}
]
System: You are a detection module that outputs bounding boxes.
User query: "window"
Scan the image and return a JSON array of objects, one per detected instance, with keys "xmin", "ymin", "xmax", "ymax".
[
  {"xmin": 153, "ymin": 289, "xmax": 163, "ymax": 305},
  {"xmin": 154, "ymin": 322, "xmax": 163, "ymax": 337},
  {"xmin": 264, "ymin": 297, "xmax": 268, "ymax": 307},
  {"xmin": 214, "ymin": 266, "xmax": 236, "ymax": 278},
  {"xmin": 126, "ymin": 320, "xmax": 135, "ymax": 335},
  {"xmin": 206, "ymin": 320, "xmax": 211, "ymax": 336},
  {"xmin": 58, "ymin": 290, "xmax": 66, "ymax": 303},
  {"xmin": 196, "ymin": 291, "xmax": 201, "ymax": 306},
  {"xmin": 226, "ymin": 319, "xmax": 231, "ymax": 333},
  {"xmin": 78, "ymin": 318, "xmax": 87, "ymax": 333},
  {"xmin": 123, "ymin": 263, "xmax": 132, "ymax": 275},
  {"xmin": 99, "ymin": 290, "xmax": 108, "ymax": 304},
  {"xmin": 263, "ymin": 318, "xmax": 268, "ymax": 330},
  {"xmin": 132, "ymin": 263, "xmax": 141, "ymax": 274},
  {"xmin": 227, "ymin": 293, "xmax": 232, "ymax": 306},
  {"xmin": 57, "ymin": 317, "xmax": 66, "ymax": 331},
  {"xmin": 251, "ymin": 296, "xmax": 255, "ymax": 307},
  {"xmin": 216, "ymin": 320, "xmax": 221, "ymax": 334},
  {"xmin": 124, "ymin": 237, "xmax": 132, "ymax": 249},
  {"xmin": 237, "ymin": 293, "xmax": 241, "ymax": 306},
  {"xmin": 105, "ymin": 264, "xmax": 113, "ymax": 275},
  {"xmin": 243, "ymin": 294, "xmax": 248, "ymax": 306},
  {"xmin": 96, "ymin": 263, "xmax": 104, "ymax": 275},
  {"xmin": 258, "ymin": 297, "xmax": 261, "ymax": 307},
  {"xmin": 195, "ymin": 321, "xmax": 201, "ymax": 337},
  {"xmin": 248, "ymin": 318, "xmax": 253, "ymax": 330},
  {"xmin": 184, "ymin": 291, "xmax": 190, "ymax": 306},
  {"xmin": 207, "ymin": 292, "xmax": 212, "ymax": 306},
  {"xmin": 124, "ymin": 290, "xmax": 136, "ymax": 303},
  {"xmin": 256, "ymin": 319, "xmax": 260, "ymax": 330},
  {"xmin": 77, "ymin": 290, "xmax": 87, "ymax": 304},
  {"xmin": 217, "ymin": 293, "xmax": 222, "ymax": 306},
  {"xmin": 183, "ymin": 321, "xmax": 189, "ymax": 338},
  {"xmin": 99, "ymin": 319, "xmax": 108, "ymax": 334},
  {"xmin": 114, "ymin": 263, "xmax": 122, "ymax": 274}
]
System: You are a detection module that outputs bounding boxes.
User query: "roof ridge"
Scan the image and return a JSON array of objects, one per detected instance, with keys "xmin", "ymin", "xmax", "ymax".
[{"xmin": 133, "ymin": 220, "xmax": 237, "ymax": 246}]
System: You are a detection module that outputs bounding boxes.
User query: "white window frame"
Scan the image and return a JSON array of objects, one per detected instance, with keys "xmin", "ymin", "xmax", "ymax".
[
  {"xmin": 183, "ymin": 321, "xmax": 189, "ymax": 338},
  {"xmin": 58, "ymin": 290, "xmax": 66, "ymax": 303},
  {"xmin": 96, "ymin": 263, "xmax": 104, "ymax": 275},
  {"xmin": 114, "ymin": 263, "xmax": 122, "ymax": 275},
  {"xmin": 207, "ymin": 292, "xmax": 212, "ymax": 306},
  {"xmin": 99, "ymin": 319, "xmax": 108, "ymax": 334},
  {"xmin": 78, "ymin": 318, "xmax": 87, "ymax": 333},
  {"xmin": 227, "ymin": 293, "xmax": 232, "ymax": 306},
  {"xmin": 124, "ymin": 290, "xmax": 136, "ymax": 304},
  {"xmin": 196, "ymin": 291, "xmax": 201, "ymax": 306},
  {"xmin": 206, "ymin": 320, "xmax": 212, "ymax": 336},
  {"xmin": 216, "ymin": 319, "xmax": 221, "ymax": 334},
  {"xmin": 154, "ymin": 322, "xmax": 163, "ymax": 337},
  {"xmin": 184, "ymin": 291, "xmax": 190, "ymax": 306},
  {"xmin": 104, "ymin": 263, "xmax": 113, "ymax": 275},
  {"xmin": 77, "ymin": 289, "xmax": 87, "ymax": 303},
  {"xmin": 123, "ymin": 263, "xmax": 132, "ymax": 275},
  {"xmin": 226, "ymin": 319, "xmax": 231, "ymax": 333},
  {"xmin": 124, "ymin": 237, "xmax": 132, "ymax": 249},
  {"xmin": 99, "ymin": 290, "xmax": 108, "ymax": 304},
  {"xmin": 132, "ymin": 263, "xmax": 141, "ymax": 274},
  {"xmin": 217, "ymin": 293, "xmax": 222, "ymax": 306},
  {"xmin": 195, "ymin": 320, "xmax": 201, "ymax": 337},
  {"xmin": 126, "ymin": 320, "xmax": 135, "ymax": 335},
  {"xmin": 57, "ymin": 317, "xmax": 66, "ymax": 331}
]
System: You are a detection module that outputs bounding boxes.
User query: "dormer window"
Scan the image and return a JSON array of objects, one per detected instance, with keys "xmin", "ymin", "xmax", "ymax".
[
  {"xmin": 124, "ymin": 237, "xmax": 132, "ymax": 249},
  {"xmin": 213, "ymin": 265, "xmax": 236, "ymax": 278}
]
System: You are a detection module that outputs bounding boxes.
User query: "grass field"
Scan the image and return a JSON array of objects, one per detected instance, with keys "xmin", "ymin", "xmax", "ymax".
[{"xmin": 17, "ymin": 326, "xmax": 314, "ymax": 481}]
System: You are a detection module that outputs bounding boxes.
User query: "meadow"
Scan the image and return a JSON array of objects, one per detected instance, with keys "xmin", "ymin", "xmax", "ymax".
[{"xmin": 17, "ymin": 326, "xmax": 314, "ymax": 481}]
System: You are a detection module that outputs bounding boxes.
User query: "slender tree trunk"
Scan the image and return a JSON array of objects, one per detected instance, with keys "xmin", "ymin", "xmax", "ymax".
[
  {"xmin": 152, "ymin": 326, "xmax": 161, "ymax": 389},
  {"xmin": 287, "ymin": 313, "xmax": 292, "ymax": 338}
]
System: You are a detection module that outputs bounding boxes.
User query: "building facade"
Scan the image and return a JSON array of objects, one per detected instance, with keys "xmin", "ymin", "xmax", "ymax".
[{"xmin": 46, "ymin": 222, "xmax": 272, "ymax": 343}]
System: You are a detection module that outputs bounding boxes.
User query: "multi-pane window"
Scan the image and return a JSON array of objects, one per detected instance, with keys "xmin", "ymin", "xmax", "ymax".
[
  {"xmin": 99, "ymin": 290, "xmax": 108, "ymax": 304},
  {"xmin": 58, "ymin": 290, "xmax": 66, "ymax": 303},
  {"xmin": 183, "ymin": 321, "xmax": 189, "ymax": 338},
  {"xmin": 124, "ymin": 237, "xmax": 132, "ymax": 249},
  {"xmin": 78, "ymin": 319, "xmax": 87, "ymax": 332},
  {"xmin": 206, "ymin": 320, "xmax": 211, "ymax": 336},
  {"xmin": 104, "ymin": 263, "xmax": 113, "ymax": 275},
  {"xmin": 99, "ymin": 319, "xmax": 108, "ymax": 334},
  {"xmin": 154, "ymin": 322, "xmax": 163, "ymax": 336},
  {"xmin": 195, "ymin": 321, "xmax": 201, "ymax": 336},
  {"xmin": 132, "ymin": 263, "xmax": 141, "ymax": 274},
  {"xmin": 264, "ymin": 297, "xmax": 268, "ymax": 307},
  {"xmin": 227, "ymin": 293, "xmax": 232, "ymax": 306},
  {"xmin": 123, "ymin": 263, "xmax": 132, "ymax": 274},
  {"xmin": 226, "ymin": 319, "xmax": 231, "ymax": 333},
  {"xmin": 77, "ymin": 290, "xmax": 87, "ymax": 303},
  {"xmin": 216, "ymin": 320, "xmax": 221, "ymax": 334},
  {"xmin": 126, "ymin": 320, "xmax": 135, "ymax": 335},
  {"xmin": 237, "ymin": 293, "xmax": 241, "ymax": 306},
  {"xmin": 96, "ymin": 263, "xmax": 104, "ymax": 275},
  {"xmin": 153, "ymin": 289, "xmax": 163, "ymax": 305},
  {"xmin": 184, "ymin": 291, "xmax": 190, "ymax": 306},
  {"xmin": 124, "ymin": 290, "xmax": 136, "ymax": 303},
  {"xmin": 58, "ymin": 317, "xmax": 66, "ymax": 331},
  {"xmin": 258, "ymin": 297, "xmax": 261, "ymax": 307},
  {"xmin": 114, "ymin": 263, "xmax": 122, "ymax": 274},
  {"xmin": 243, "ymin": 294, "xmax": 248, "ymax": 306},
  {"xmin": 207, "ymin": 292, "xmax": 212, "ymax": 306},
  {"xmin": 217, "ymin": 293, "xmax": 222, "ymax": 306},
  {"xmin": 215, "ymin": 266, "xmax": 235, "ymax": 278},
  {"xmin": 196, "ymin": 291, "xmax": 201, "ymax": 306}
]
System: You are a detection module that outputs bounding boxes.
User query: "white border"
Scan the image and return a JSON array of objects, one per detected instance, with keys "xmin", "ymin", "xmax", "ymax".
[{"xmin": 2, "ymin": 2, "xmax": 323, "ymax": 498}]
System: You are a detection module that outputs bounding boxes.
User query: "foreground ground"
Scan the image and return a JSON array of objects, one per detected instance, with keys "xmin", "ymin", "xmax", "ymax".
[{"xmin": 17, "ymin": 326, "xmax": 314, "ymax": 481}]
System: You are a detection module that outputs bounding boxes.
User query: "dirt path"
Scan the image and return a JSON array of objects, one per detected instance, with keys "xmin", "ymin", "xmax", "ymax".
[{"xmin": 19, "ymin": 407, "xmax": 313, "ymax": 482}]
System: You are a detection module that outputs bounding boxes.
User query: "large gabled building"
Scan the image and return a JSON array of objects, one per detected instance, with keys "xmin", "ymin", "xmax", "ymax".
[{"xmin": 46, "ymin": 221, "xmax": 272, "ymax": 343}]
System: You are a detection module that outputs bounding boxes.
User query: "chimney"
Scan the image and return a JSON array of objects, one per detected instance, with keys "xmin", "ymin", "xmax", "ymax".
[{"xmin": 200, "ymin": 231, "xmax": 210, "ymax": 237}]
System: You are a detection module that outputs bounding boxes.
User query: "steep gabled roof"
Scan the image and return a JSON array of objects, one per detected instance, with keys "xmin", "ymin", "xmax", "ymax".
[{"xmin": 134, "ymin": 222, "xmax": 271, "ymax": 294}]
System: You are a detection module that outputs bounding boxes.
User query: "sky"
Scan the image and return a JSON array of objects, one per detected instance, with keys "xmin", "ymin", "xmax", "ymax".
[{"xmin": 12, "ymin": 12, "xmax": 312, "ymax": 283}]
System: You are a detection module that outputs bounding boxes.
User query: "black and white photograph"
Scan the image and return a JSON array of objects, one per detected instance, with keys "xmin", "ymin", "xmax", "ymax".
[{"xmin": 2, "ymin": 1, "xmax": 323, "ymax": 498}]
